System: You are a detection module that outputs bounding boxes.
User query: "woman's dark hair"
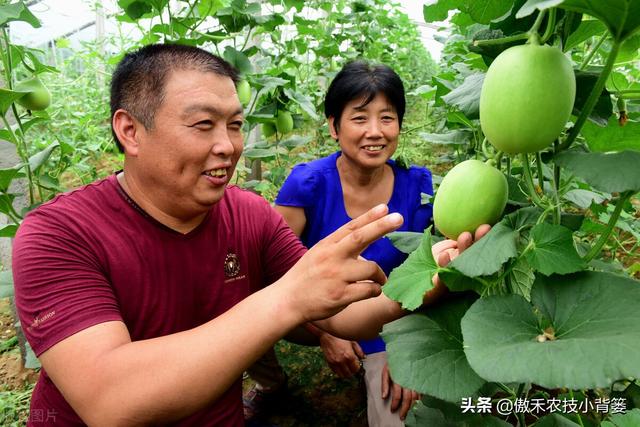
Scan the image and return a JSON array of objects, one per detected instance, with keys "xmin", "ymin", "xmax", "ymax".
[
  {"xmin": 324, "ymin": 60, "xmax": 405, "ymax": 132},
  {"xmin": 110, "ymin": 44, "xmax": 238, "ymax": 152}
]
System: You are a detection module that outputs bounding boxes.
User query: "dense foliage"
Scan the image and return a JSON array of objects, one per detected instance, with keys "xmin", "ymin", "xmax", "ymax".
[{"xmin": 380, "ymin": 1, "xmax": 640, "ymax": 425}]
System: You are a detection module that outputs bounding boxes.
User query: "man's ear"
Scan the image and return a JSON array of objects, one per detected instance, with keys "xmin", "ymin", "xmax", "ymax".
[
  {"xmin": 112, "ymin": 109, "xmax": 143, "ymax": 156},
  {"xmin": 328, "ymin": 116, "xmax": 339, "ymax": 140}
]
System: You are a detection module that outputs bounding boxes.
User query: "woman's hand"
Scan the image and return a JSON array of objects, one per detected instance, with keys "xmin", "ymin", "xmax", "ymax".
[
  {"xmin": 424, "ymin": 224, "xmax": 492, "ymax": 305},
  {"xmin": 318, "ymin": 334, "xmax": 364, "ymax": 378},
  {"xmin": 381, "ymin": 361, "xmax": 420, "ymax": 421}
]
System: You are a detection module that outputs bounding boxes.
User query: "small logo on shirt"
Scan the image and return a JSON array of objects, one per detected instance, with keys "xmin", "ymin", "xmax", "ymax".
[
  {"xmin": 224, "ymin": 253, "xmax": 241, "ymax": 279},
  {"xmin": 28, "ymin": 310, "xmax": 56, "ymax": 331}
]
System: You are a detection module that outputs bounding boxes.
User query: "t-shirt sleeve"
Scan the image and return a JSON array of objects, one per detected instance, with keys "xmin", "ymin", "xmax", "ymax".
[
  {"xmin": 274, "ymin": 163, "xmax": 318, "ymax": 208},
  {"xmin": 411, "ymin": 167, "xmax": 435, "ymax": 233},
  {"xmin": 12, "ymin": 209, "xmax": 122, "ymax": 356},
  {"xmin": 259, "ymin": 202, "xmax": 307, "ymax": 286}
]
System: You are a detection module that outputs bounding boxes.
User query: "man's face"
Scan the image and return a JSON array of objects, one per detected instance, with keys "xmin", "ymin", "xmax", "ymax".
[{"xmin": 133, "ymin": 69, "xmax": 244, "ymax": 219}]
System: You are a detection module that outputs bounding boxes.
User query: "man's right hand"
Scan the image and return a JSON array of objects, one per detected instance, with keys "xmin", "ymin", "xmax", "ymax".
[{"xmin": 276, "ymin": 204, "xmax": 403, "ymax": 323}]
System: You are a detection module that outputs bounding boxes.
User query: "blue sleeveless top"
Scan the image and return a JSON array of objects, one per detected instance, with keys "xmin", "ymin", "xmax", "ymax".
[{"xmin": 275, "ymin": 151, "xmax": 433, "ymax": 354}]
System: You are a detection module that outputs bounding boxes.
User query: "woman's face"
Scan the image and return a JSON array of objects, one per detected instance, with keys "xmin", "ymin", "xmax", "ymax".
[{"xmin": 329, "ymin": 92, "xmax": 400, "ymax": 170}]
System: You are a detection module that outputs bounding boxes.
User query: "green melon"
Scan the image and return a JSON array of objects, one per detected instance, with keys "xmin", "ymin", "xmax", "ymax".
[
  {"xmin": 433, "ymin": 160, "xmax": 508, "ymax": 239},
  {"xmin": 480, "ymin": 43, "xmax": 575, "ymax": 154}
]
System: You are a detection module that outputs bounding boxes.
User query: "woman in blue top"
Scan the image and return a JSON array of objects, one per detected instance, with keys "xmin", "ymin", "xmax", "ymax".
[{"xmin": 276, "ymin": 61, "xmax": 431, "ymax": 426}]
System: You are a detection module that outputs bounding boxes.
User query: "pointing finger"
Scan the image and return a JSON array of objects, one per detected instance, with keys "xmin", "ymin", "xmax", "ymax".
[
  {"xmin": 324, "ymin": 204, "xmax": 389, "ymax": 244},
  {"xmin": 335, "ymin": 212, "xmax": 403, "ymax": 257}
]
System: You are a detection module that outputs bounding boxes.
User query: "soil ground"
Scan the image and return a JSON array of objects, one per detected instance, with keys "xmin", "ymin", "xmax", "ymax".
[{"xmin": 243, "ymin": 342, "xmax": 368, "ymax": 427}]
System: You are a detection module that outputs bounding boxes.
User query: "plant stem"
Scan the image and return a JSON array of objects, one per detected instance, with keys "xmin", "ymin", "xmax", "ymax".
[
  {"xmin": 583, "ymin": 191, "xmax": 633, "ymax": 263},
  {"xmin": 481, "ymin": 137, "xmax": 492, "ymax": 159},
  {"xmin": 472, "ymin": 33, "xmax": 528, "ymax": 47},
  {"xmin": 521, "ymin": 153, "xmax": 546, "ymax": 208},
  {"xmin": 528, "ymin": 9, "xmax": 548, "ymax": 43},
  {"xmin": 535, "ymin": 152, "xmax": 544, "ymax": 190},
  {"xmin": 559, "ymin": 39, "xmax": 621, "ymax": 151},
  {"xmin": 515, "ymin": 382, "xmax": 529, "ymax": 427},
  {"xmin": 496, "ymin": 382, "xmax": 516, "ymax": 398},
  {"xmin": 569, "ymin": 390, "xmax": 586, "ymax": 427},
  {"xmin": 540, "ymin": 8, "xmax": 556, "ymax": 43},
  {"xmin": 579, "ymin": 33, "xmax": 607, "ymax": 70},
  {"xmin": 2, "ymin": 27, "xmax": 35, "ymax": 205},
  {"xmin": 494, "ymin": 151, "xmax": 504, "ymax": 171},
  {"xmin": 400, "ymin": 118, "xmax": 441, "ymax": 135},
  {"xmin": 553, "ymin": 140, "xmax": 562, "ymax": 224}
]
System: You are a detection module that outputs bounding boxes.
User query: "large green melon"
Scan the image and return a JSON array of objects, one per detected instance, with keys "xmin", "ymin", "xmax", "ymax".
[
  {"xmin": 480, "ymin": 43, "xmax": 576, "ymax": 154},
  {"xmin": 433, "ymin": 160, "xmax": 508, "ymax": 239}
]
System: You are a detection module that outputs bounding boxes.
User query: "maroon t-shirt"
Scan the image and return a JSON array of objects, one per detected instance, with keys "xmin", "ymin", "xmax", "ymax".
[{"xmin": 12, "ymin": 174, "xmax": 306, "ymax": 426}]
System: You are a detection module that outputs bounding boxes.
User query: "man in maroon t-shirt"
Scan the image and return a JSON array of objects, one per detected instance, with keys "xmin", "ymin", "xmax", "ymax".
[{"xmin": 12, "ymin": 44, "xmax": 487, "ymax": 426}]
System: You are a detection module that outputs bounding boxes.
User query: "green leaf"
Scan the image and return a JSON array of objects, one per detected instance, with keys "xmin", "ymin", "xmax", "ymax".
[
  {"xmin": 563, "ymin": 189, "xmax": 607, "ymax": 209},
  {"xmin": 387, "ymin": 231, "xmax": 424, "ymax": 254},
  {"xmin": 506, "ymin": 175, "xmax": 531, "ymax": 206},
  {"xmin": 382, "ymin": 294, "xmax": 486, "ymax": 403},
  {"xmin": 617, "ymin": 33, "xmax": 640, "ymax": 63},
  {"xmin": 602, "ymin": 408, "xmax": 640, "ymax": 427},
  {"xmin": 0, "ymin": 167, "xmax": 19, "ymax": 192},
  {"xmin": 564, "ymin": 19, "xmax": 607, "ymax": 51},
  {"xmin": 438, "ymin": 269, "xmax": 486, "ymax": 294},
  {"xmin": 406, "ymin": 396, "xmax": 511, "ymax": 427},
  {"xmin": 534, "ymin": 413, "xmax": 582, "ymax": 426},
  {"xmin": 0, "ymin": 269, "xmax": 13, "ymax": 298},
  {"xmin": 574, "ymin": 71, "xmax": 613, "ymax": 126},
  {"xmin": 613, "ymin": 382, "xmax": 640, "ymax": 411},
  {"xmin": 24, "ymin": 339, "xmax": 40, "ymax": 369},
  {"xmin": 554, "ymin": 150, "xmax": 640, "ymax": 193},
  {"xmin": 506, "ymin": 257, "xmax": 535, "ymax": 300},
  {"xmin": 466, "ymin": 0, "xmax": 513, "ymax": 25},
  {"xmin": 280, "ymin": 135, "xmax": 311, "ymax": 150},
  {"xmin": 251, "ymin": 76, "xmax": 289, "ymax": 92},
  {"xmin": 516, "ymin": 0, "xmax": 563, "ymax": 19},
  {"xmin": 418, "ymin": 130, "xmax": 472, "ymax": 145},
  {"xmin": 462, "ymin": 271, "xmax": 640, "ymax": 389},
  {"xmin": 525, "ymin": 223, "xmax": 586, "ymax": 275},
  {"xmin": 580, "ymin": 117, "xmax": 640, "ymax": 152},
  {"xmin": 409, "ymin": 85, "xmax": 437, "ymax": 101},
  {"xmin": 504, "ymin": 206, "xmax": 543, "ymax": 231},
  {"xmin": 567, "ymin": 0, "xmax": 640, "ymax": 42},
  {"xmin": 0, "ymin": 129, "xmax": 16, "ymax": 144},
  {"xmin": 283, "ymin": 0, "xmax": 305, "ymax": 12},
  {"xmin": 423, "ymin": 0, "xmax": 460, "ymax": 23},
  {"xmin": 0, "ymin": 2, "xmax": 41, "ymax": 28},
  {"xmin": 448, "ymin": 222, "xmax": 518, "ymax": 277},
  {"xmin": 283, "ymin": 88, "xmax": 319, "ymax": 121},
  {"xmin": 118, "ymin": 0, "xmax": 153, "ymax": 20},
  {"xmin": 0, "ymin": 87, "xmax": 28, "ymax": 116},
  {"xmin": 28, "ymin": 142, "xmax": 59, "ymax": 172},
  {"xmin": 197, "ymin": 0, "xmax": 229, "ymax": 17},
  {"xmin": 442, "ymin": 74, "xmax": 485, "ymax": 119},
  {"xmin": 383, "ymin": 229, "xmax": 438, "ymax": 311},
  {"xmin": 223, "ymin": 46, "xmax": 253, "ymax": 75},
  {"xmin": 0, "ymin": 224, "xmax": 18, "ymax": 238},
  {"xmin": 242, "ymin": 148, "xmax": 277, "ymax": 160}
]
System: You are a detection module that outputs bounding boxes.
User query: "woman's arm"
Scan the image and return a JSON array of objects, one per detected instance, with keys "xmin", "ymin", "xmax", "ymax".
[{"xmin": 274, "ymin": 205, "xmax": 306, "ymax": 237}]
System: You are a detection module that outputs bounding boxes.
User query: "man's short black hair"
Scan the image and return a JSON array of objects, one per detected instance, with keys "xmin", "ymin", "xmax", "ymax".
[
  {"xmin": 324, "ymin": 60, "xmax": 405, "ymax": 133},
  {"xmin": 110, "ymin": 44, "xmax": 239, "ymax": 152}
]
